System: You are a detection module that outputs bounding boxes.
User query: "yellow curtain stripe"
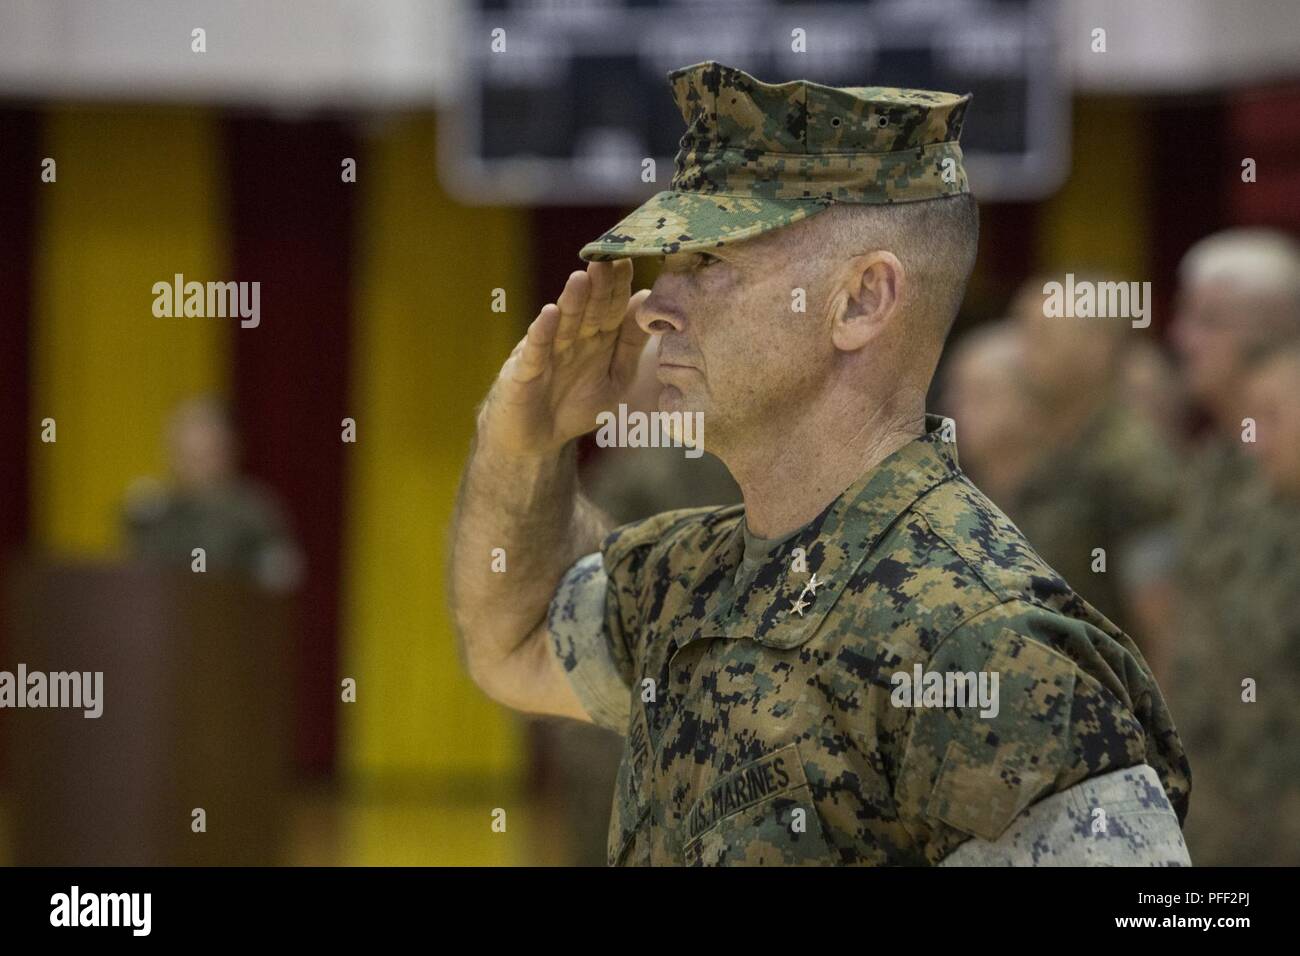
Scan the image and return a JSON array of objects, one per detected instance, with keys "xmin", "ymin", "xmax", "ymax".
[
  {"xmin": 32, "ymin": 106, "xmax": 229, "ymax": 556},
  {"xmin": 343, "ymin": 115, "xmax": 526, "ymax": 788},
  {"xmin": 1041, "ymin": 97, "xmax": 1149, "ymax": 278}
]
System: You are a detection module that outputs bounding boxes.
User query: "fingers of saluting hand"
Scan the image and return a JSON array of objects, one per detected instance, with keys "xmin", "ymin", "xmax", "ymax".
[
  {"xmin": 611, "ymin": 288, "xmax": 653, "ymax": 383},
  {"xmin": 576, "ymin": 260, "xmax": 611, "ymax": 341},
  {"xmin": 586, "ymin": 259, "xmax": 633, "ymax": 337},
  {"xmin": 553, "ymin": 270, "xmax": 589, "ymax": 355},
  {"xmin": 516, "ymin": 260, "xmax": 638, "ymax": 384},
  {"xmin": 512, "ymin": 304, "xmax": 560, "ymax": 383}
]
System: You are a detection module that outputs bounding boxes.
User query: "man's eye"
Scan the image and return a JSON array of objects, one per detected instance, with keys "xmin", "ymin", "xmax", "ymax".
[{"xmin": 695, "ymin": 252, "xmax": 722, "ymax": 268}]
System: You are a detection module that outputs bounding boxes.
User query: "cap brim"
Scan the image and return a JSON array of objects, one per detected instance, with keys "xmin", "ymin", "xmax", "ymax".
[{"xmin": 579, "ymin": 190, "xmax": 830, "ymax": 262}]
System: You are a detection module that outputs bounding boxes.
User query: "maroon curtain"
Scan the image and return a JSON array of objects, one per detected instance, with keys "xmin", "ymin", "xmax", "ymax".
[
  {"xmin": 1149, "ymin": 93, "xmax": 1228, "ymax": 335},
  {"xmin": 0, "ymin": 108, "xmax": 36, "ymax": 558},
  {"xmin": 0, "ymin": 108, "xmax": 38, "ymax": 782},
  {"xmin": 224, "ymin": 116, "xmax": 357, "ymax": 778},
  {"xmin": 1227, "ymin": 83, "xmax": 1300, "ymax": 232}
]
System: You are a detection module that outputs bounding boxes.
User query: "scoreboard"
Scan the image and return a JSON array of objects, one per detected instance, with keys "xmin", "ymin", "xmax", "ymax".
[{"xmin": 443, "ymin": 0, "xmax": 1068, "ymax": 204}]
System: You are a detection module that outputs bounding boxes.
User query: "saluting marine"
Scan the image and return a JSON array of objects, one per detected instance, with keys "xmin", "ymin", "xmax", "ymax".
[{"xmin": 451, "ymin": 62, "xmax": 1191, "ymax": 866}]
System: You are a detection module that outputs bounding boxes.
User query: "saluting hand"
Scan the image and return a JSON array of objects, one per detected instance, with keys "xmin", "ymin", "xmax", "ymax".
[{"xmin": 481, "ymin": 258, "xmax": 650, "ymax": 458}]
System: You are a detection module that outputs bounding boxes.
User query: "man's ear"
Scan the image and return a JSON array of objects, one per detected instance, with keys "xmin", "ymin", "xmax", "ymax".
[{"xmin": 830, "ymin": 251, "xmax": 905, "ymax": 352}]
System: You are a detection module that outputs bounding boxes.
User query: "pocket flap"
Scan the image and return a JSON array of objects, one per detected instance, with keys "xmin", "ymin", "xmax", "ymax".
[{"xmin": 921, "ymin": 636, "xmax": 1077, "ymax": 841}]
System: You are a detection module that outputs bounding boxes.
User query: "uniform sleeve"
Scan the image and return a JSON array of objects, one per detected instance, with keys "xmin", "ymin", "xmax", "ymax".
[
  {"xmin": 890, "ymin": 599, "xmax": 1191, "ymax": 864},
  {"xmin": 547, "ymin": 553, "xmax": 631, "ymax": 733},
  {"xmin": 547, "ymin": 507, "xmax": 721, "ymax": 733},
  {"xmin": 936, "ymin": 764, "xmax": 1191, "ymax": 866}
]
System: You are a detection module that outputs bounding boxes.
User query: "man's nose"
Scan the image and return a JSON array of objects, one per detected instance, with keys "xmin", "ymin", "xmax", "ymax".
[{"xmin": 636, "ymin": 283, "xmax": 686, "ymax": 335}]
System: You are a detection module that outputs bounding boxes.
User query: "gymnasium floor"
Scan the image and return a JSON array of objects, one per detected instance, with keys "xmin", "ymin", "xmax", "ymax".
[{"xmin": 0, "ymin": 785, "xmax": 571, "ymax": 867}]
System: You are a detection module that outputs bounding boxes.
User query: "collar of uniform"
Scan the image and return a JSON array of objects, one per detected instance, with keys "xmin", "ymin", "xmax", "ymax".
[{"xmin": 693, "ymin": 414, "xmax": 960, "ymax": 650}]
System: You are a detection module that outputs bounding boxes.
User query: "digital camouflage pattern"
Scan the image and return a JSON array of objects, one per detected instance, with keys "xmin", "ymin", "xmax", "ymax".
[
  {"xmin": 544, "ymin": 446, "xmax": 743, "ymax": 866},
  {"xmin": 579, "ymin": 61, "xmax": 971, "ymax": 262},
  {"xmin": 556, "ymin": 415, "xmax": 1191, "ymax": 865},
  {"xmin": 938, "ymin": 764, "xmax": 1190, "ymax": 866}
]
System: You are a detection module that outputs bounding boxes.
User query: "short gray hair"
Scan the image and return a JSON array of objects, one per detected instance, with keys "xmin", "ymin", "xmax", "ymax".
[
  {"xmin": 1179, "ymin": 228, "xmax": 1300, "ymax": 304},
  {"xmin": 782, "ymin": 193, "xmax": 980, "ymax": 339}
]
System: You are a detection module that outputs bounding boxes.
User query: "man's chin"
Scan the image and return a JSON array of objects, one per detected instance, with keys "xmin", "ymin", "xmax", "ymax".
[
  {"xmin": 657, "ymin": 385, "xmax": 690, "ymax": 414},
  {"xmin": 654, "ymin": 386, "xmax": 712, "ymax": 455}
]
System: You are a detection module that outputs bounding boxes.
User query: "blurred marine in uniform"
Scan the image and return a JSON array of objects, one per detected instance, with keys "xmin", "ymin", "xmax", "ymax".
[
  {"xmin": 452, "ymin": 62, "xmax": 1190, "ymax": 866},
  {"xmin": 936, "ymin": 319, "xmax": 1040, "ymax": 508},
  {"xmin": 1170, "ymin": 230, "xmax": 1300, "ymax": 608},
  {"xmin": 1004, "ymin": 275, "xmax": 1182, "ymax": 676},
  {"xmin": 1166, "ymin": 231, "xmax": 1300, "ymax": 866},
  {"xmin": 124, "ymin": 396, "xmax": 301, "ymax": 592}
]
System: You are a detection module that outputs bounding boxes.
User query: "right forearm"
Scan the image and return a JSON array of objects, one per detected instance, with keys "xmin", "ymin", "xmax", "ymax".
[
  {"xmin": 449, "ymin": 430, "xmax": 608, "ymax": 675},
  {"xmin": 447, "ymin": 257, "xmax": 644, "ymax": 707}
]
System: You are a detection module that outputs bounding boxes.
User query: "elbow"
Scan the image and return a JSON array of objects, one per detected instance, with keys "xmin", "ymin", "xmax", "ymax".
[
  {"xmin": 453, "ymin": 617, "xmax": 496, "ymax": 696},
  {"xmin": 462, "ymin": 646, "xmax": 503, "ymax": 701},
  {"xmin": 449, "ymin": 581, "xmax": 550, "ymax": 712},
  {"xmin": 455, "ymin": 622, "xmax": 519, "ymax": 708},
  {"xmin": 465, "ymin": 654, "xmax": 527, "ymax": 712},
  {"xmin": 462, "ymin": 622, "xmax": 549, "ymax": 714}
]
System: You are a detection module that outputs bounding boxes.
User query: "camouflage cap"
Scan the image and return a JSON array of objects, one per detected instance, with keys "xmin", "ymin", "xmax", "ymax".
[{"xmin": 579, "ymin": 60, "xmax": 972, "ymax": 262}]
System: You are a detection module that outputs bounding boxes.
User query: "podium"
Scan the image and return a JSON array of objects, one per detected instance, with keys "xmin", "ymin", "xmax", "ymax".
[{"xmin": 4, "ymin": 560, "xmax": 291, "ymax": 865}]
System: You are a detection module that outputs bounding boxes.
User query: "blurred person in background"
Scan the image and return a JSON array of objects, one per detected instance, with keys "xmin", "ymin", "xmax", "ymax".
[
  {"xmin": 1168, "ymin": 341, "xmax": 1300, "ymax": 866},
  {"xmin": 123, "ymin": 395, "xmax": 302, "ymax": 592},
  {"xmin": 1247, "ymin": 343, "xmax": 1300, "ymax": 503},
  {"xmin": 1169, "ymin": 229, "xmax": 1300, "ymax": 595},
  {"xmin": 1001, "ymin": 275, "xmax": 1182, "ymax": 675},
  {"xmin": 1165, "ymin": 230, "xmax": 1300, "ymax": 865},
  {"xmin": 1120, "ymin": 340, "xmax": 1193, "ymax": 455},
  {"xmin": 936, "ymin": 318, "xmax": 1041, "ymax": 507},
  {"xmin": 541, "ymin": 335, "xmax": 741, "ymax": 866}
]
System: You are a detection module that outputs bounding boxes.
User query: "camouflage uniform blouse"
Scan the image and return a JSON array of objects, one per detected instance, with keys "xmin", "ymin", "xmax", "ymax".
[{"xmin": 549, "ymin": 415, "xmax": 1191, "ymax": 865}]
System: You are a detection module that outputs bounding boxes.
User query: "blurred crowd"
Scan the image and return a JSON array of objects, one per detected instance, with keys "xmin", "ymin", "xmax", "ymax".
[
  {"xmin": 544, "ymin": 226, "xmax": 1300, "ymax": 867},
  {"xmin": 943, "ymin": 227, "xmax": 1300, "ymax": 866}
]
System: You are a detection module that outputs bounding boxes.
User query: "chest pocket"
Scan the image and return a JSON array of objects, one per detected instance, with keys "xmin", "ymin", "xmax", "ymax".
[
  {"xmin": 681, "ymin": 742, "xmax": 835, "ymax": 866},
  {"xmin": 608, "ymin": 702, "xmax": 654, "ymax": 866}
]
